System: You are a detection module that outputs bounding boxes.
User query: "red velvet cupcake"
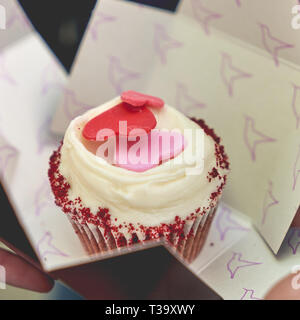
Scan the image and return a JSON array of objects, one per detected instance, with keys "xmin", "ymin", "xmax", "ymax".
[{"xmin": 49, "ymin": 92, "xmax": 229, "ymax": 262}]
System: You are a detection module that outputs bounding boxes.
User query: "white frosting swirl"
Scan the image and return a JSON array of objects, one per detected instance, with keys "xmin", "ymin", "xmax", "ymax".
[{"xmin": 59, "ymin": 97, "xmax": 227, "ymax": 228}]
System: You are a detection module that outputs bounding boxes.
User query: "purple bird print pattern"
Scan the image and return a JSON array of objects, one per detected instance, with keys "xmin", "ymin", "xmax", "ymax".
[
  {"xmin": 292, "ymin": 145, "xmax": 300, "ymax": 191},
  {"xmin": 287, "ymin": 229, "xmax": 300, "ymax": 255},
  {"xmin": 220, "ymin": 53, "xmax": 252, "ymax": 97},
  {"xmin": 37, "ymin": 232, "xmax": 68, "ymax": 260},
  {"xmin": 89, "ymin": 12, "xmax": 117, "ymax": 41},
  {"xmin": 261, "ymin": 180, "xmax": 279, "ymax": 225},
  {"xmin": 243, "ymin": 115, "xmax": 276, "ymax": 162},
  {"xmin": 34, "ymin": 180, "xmax": 54, "ymax": 217},
  {"xmin": 61, "ymin": 88, "xmax": 93, "ymax": 121},
  {"xmin": 108, "ymin": 56, "xmax": 140, "ymax": 95},
  {"xmin": 215, "ymin": 206, "xmax": 249, "ymax": 241},
  {"xmin": 226, "ymin": 252, "xmax": 262, "ymax": 279},
  {"xmin": 175, "ymin": 83, "xmax": 206, "ymax": 116},
  {"xmin": 191, "ymin": 0, "xmax": 222, "ymax": 35},
  {"xmin": 240, "ymin": 288, "xmax": 262, "ymax": 300},
  {"xmin": 259, "ymin": 24, "xmax": 294, "ymax": 67},
  {"xmin": 153, "ymin": 24, "xmax": 183, "ymax": 65},
  {"xmin": 292, "ymin": 84, "xmax": 300, "ymax": 130},
  {"xmin": 235, "ymin": 0, "xmax": 242, "ymax": 7}
]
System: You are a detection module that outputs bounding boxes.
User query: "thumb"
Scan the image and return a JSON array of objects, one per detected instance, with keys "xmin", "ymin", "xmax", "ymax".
[{"xmin": 0, "ymin": 248, "xmax": 54, "ymax": 292}]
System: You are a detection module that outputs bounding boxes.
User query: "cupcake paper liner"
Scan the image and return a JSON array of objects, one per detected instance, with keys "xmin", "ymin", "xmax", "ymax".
[{"xmin": 68, "ymin": 204, "xmax": 217, "ymax": 263}]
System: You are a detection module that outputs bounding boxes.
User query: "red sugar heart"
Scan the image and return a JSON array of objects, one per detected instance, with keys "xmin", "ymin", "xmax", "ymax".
[
  {"xmin": 82, "ymin": 102, "xmax": 157, "ymax": 141},
  {"xmin": 121, "ymin": 90, "xmax": 164, "ymax": 109}
]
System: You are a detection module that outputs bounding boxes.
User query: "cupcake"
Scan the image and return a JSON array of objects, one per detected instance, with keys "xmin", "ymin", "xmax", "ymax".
[{"xmin": 48, "ymin": 91, "xmax": 229, "ymax": 263}]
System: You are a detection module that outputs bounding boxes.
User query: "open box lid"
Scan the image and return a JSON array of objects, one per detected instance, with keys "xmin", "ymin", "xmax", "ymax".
[
  {"xmin": 0, "ymin": 0, "xmax": 299, "ymax": 299},
  {"xmin": 180, "ymin": 0, "xmax": 300, "ymax": 66}
]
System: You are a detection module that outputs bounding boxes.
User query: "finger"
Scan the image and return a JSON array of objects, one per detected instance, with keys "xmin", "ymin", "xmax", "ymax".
[
  {"xmin": 291, "ymin": 207, "xmax": 300, "ymax": 228},
  {"xmin": 0, "ymin": 248, "xmax": 54, "ymax": 293},
  {"xmin": 0, "ymin": 238, "xmax": 41, "ymax": 270},
  {"xmin": 265, "ymin": 272, "xmax": 300, "ymax": 300}
]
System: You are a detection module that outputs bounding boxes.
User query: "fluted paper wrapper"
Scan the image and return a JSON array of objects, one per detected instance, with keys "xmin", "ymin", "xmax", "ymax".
[{"xmin": 68, "ymin": 206, "xmax": 217, "ymax": 264}]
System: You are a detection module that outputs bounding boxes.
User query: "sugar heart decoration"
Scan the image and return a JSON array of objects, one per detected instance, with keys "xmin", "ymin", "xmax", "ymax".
[
  {"xmin": 82, "ymin": 102, "xmax": 157, "ymax": 141},
  {"xmin": 114, "ymin": 130, "xmax": 187, "ymax": 172},
  {"xmin": 121, "ymin": 90, "xmax": 164, "ymax": 109}
]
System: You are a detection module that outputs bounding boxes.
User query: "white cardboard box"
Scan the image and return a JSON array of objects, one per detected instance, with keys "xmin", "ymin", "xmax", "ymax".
[{"xmin": 0, "ymin": 0, "xmax": 299, "ymax": 299}]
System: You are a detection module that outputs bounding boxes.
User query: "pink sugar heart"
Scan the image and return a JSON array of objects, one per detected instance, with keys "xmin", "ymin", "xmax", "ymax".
[
  {"xmin": 121, "ymin": 90, "xmax": 164, "ymax": 109},
  {"xmin": 114, "ymin": 130, "xmax": 186, "ymax": 172}
]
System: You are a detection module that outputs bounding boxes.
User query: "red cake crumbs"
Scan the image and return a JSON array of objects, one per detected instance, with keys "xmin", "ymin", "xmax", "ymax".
[
  {"xmin": 191, "ymin": 118, "xmax": 221, "ymax": 144},
  {"xmin": 48, "ymin": 119, "xmax": 229, "ymax": 248},
  {"xmin": 215, "ymin": 144, "xmax": 229, "ymax": 170},
  {"xmin": 191, "ymin": 117, "xmax": 230, "ymax": 171},
  {"xmin": 210, "ymin": 177, "xmax": 227, "ymax": 201},
  {"xmin": 207, "ymin": 167, "xmax": 220, "ymax": 182}
]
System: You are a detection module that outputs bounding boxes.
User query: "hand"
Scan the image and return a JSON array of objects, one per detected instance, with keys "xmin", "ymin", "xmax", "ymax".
[{"xmin": 0, "ymin": 238, "xmax": 54, "ymax": 293}]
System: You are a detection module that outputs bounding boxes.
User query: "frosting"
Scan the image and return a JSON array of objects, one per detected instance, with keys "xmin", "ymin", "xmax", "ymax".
[{"xmin": 58, "ymin": 97, "xmax": 228, "ymax": 232}]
